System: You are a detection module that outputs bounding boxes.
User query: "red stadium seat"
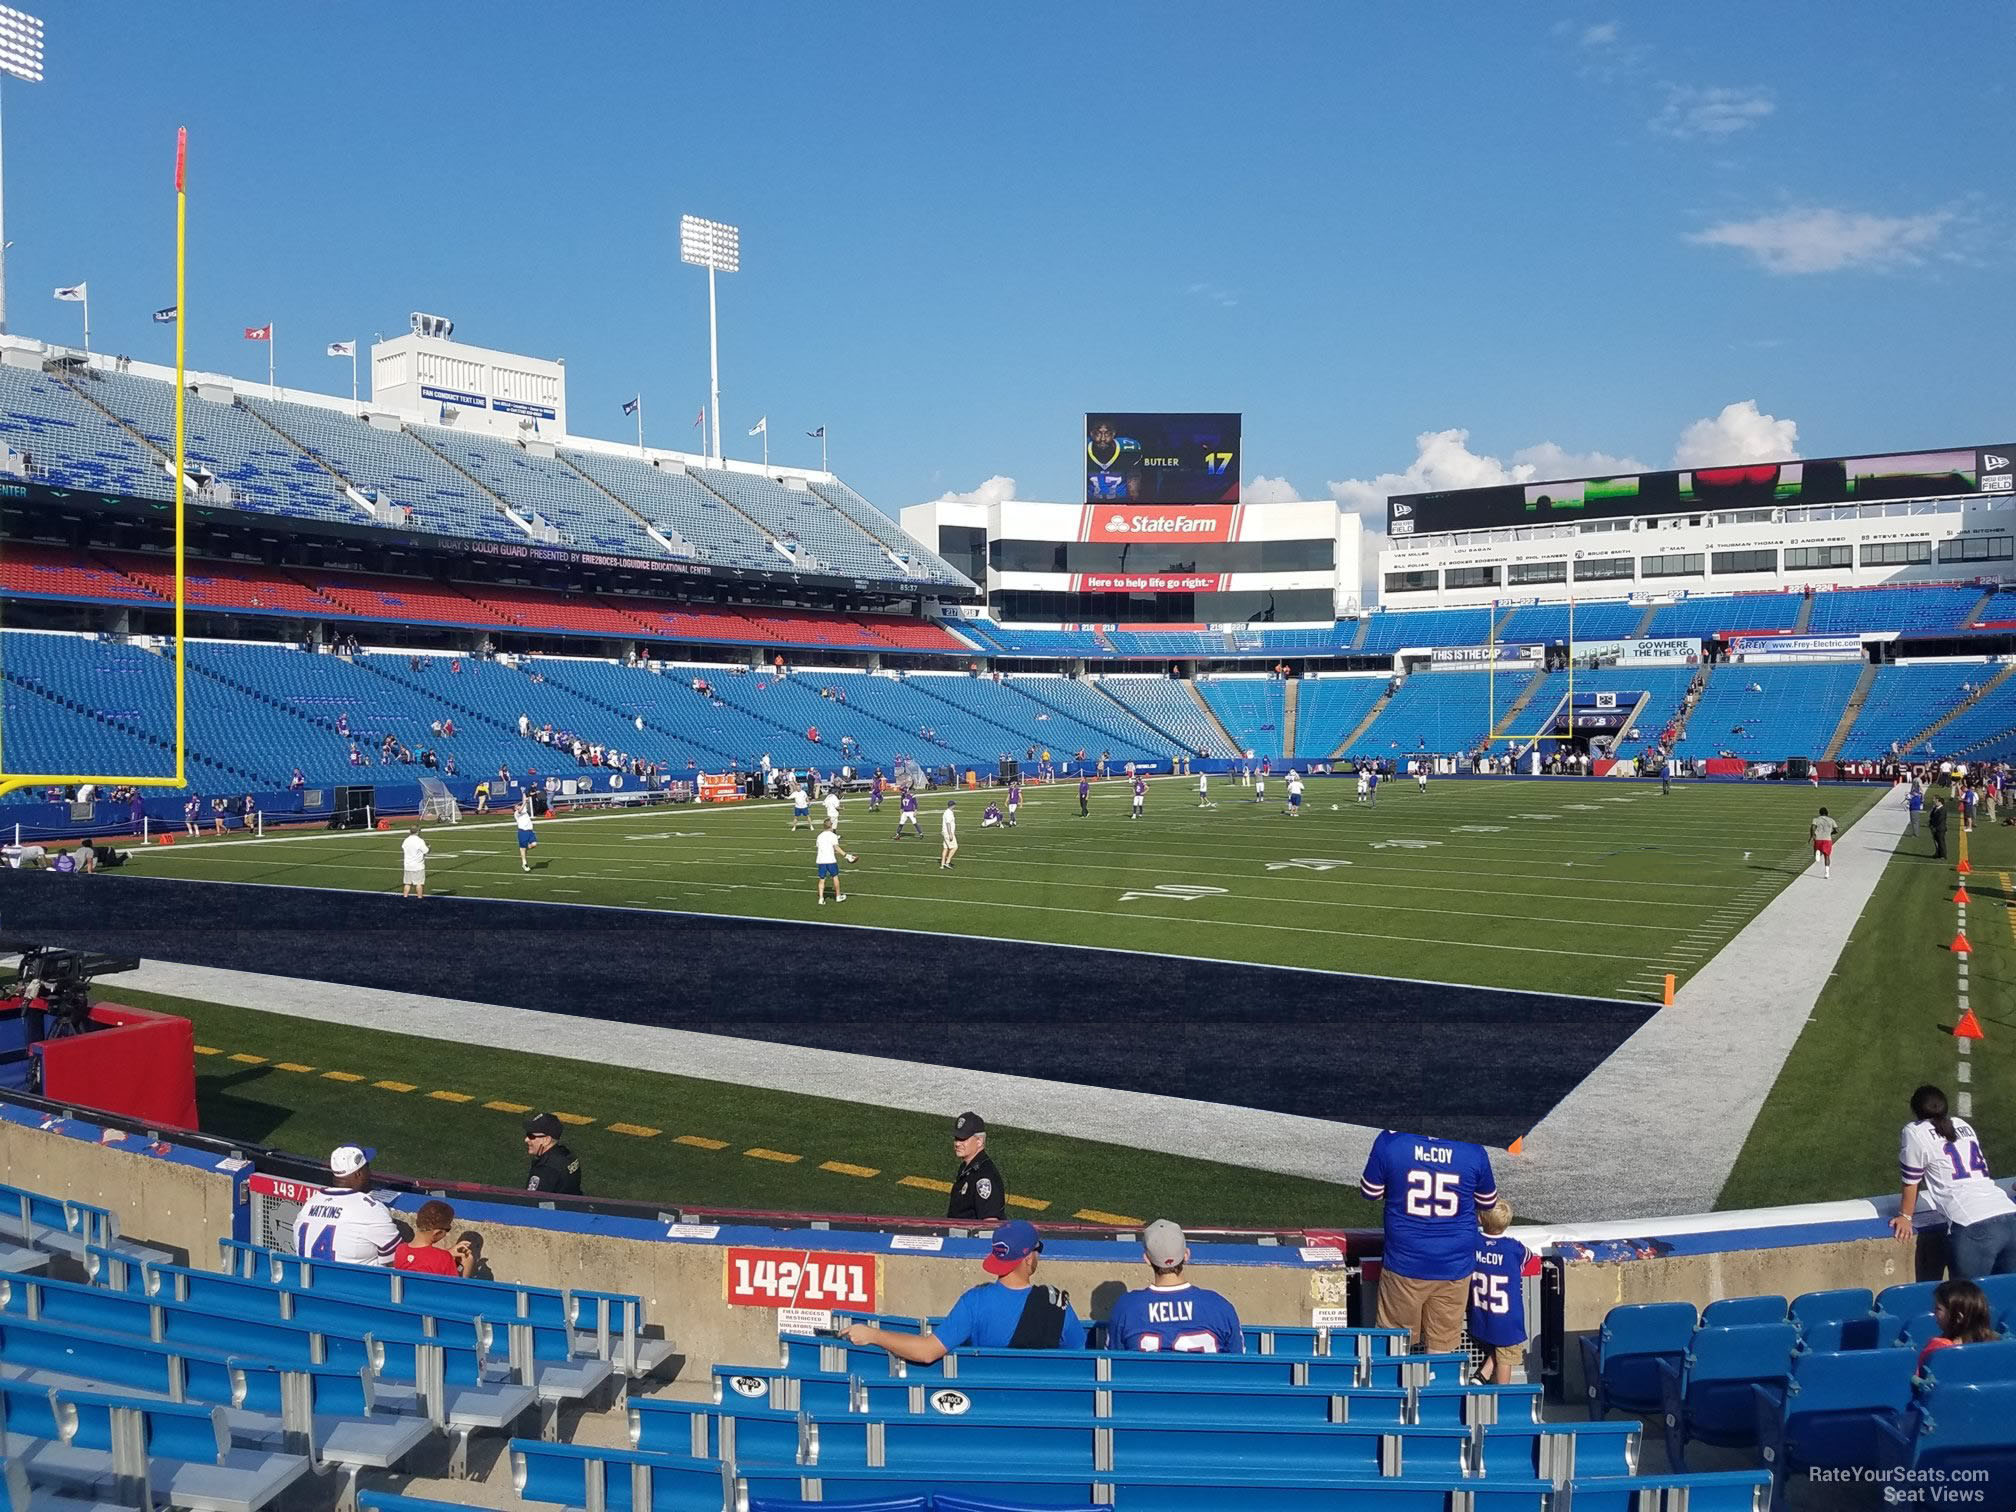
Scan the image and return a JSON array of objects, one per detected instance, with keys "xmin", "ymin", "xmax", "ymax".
[{"xmin": 0, "ymin": 543, "xmax": 163, "ymax": 603}]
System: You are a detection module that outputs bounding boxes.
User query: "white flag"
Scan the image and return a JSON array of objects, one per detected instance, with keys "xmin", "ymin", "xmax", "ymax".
[
  {"xmin": 747, "ymin": 416, "xmax": 767, "ymax": 436},
  {"xmin": 53, "ymin": 283, "xmax": 86, "ymax": 302},
  {"xmin": 326, "ymin": 340, "xmax": 355, "ymax": 357}
]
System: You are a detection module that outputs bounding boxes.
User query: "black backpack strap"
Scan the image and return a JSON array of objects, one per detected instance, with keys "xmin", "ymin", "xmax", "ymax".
[{"xmin": 1007, "ymin": 1284, "xmax": 1069, "ymax": 1350}]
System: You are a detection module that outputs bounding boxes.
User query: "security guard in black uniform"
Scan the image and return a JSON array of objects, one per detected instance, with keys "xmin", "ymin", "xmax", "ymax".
[
  {"xmin": 947, "ymin": 1110, "xmax": 1005, "ymax": 1221},
  {"xmin": 523, "ymin": 1112, "xmax": 584, "ymax": 1196}
]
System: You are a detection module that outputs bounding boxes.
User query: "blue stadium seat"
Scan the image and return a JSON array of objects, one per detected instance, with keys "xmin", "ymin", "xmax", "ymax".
[
  {"xmin": 749, "ymin": 1500, "xmax": 932, "ymax": 1512},
  {"xmin": 1977, "ymin": 1273, "xmax": 2016, "ymax": 1327},
  {"xmin": 511, "ymin": 1439, "xmax": 730, "ymax": 1512},
  {"xmin": 1918, "ymin": 1339, "xmax": 2016, "ymax": 1387},
  {"xmin": 1658, "ymin": 1322, "xmax": 1800, "ymax": 1469},
  {"xmin": 1872, "ymin": 1379, "xmax": 2016, "ymax": 1505},
  {"xmin": 1702, "ymin": 1295, "xmax": 1787, "ymax": 1328},
  {"xmin": 1790, "ymin": 1287, "xmax": 1874, "ymax": 1334},
  {"xmin": 1579, "ymin": 1301, "xmax": 1698, "ymax": 1419},
  {"xmin": 1753, "ymin": 1346, "xmax": 1919, "ymax": 1509},
  {"xmin": 932, "ymin": 1499, "xmax": 1094, "ymax": 1512},
  {"xmin": 1802, "ymin": 1311, "xmax": 1905, "ymax": 1352},
  {"xmin": 1557, "ymin": 1474, "xmax": 1774, "ymax": 1512},
  {"xmin": 1878, "ymin": 1281, "xmax": 1944, "ymax": 1319}
]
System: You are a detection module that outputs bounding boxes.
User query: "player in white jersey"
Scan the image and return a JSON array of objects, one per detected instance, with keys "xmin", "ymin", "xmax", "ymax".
[
  {"xmin": 515, "ymin": 800, "xmax": 538, "ymax": 871},
  {"xmin": 823, "ymin": 789, "xmax": 841, "ymax": 827},
  {"xmin": 1196, "ymin": 772, "xmax": 1211, "ymax": 808},
  {"xmin": 1809, "ymin": 807, "xmax": 1837, "ymax": 879},
  {"xmin": 1252, "ymin": 769, "xmax": 1267, "ymax": 804},
  {"xmin": 814, "ymin": 820, "xmax": 857, "ymax": 906},
  {"xmin": 1286, "ymin": 773, "xmax": 1304, "ymax": 816},
  {"xmin": 293, "ymin": 1145, "xmax": 399, "ymax": 1266},
  {"xmin": 790, "ymin": 784, "xmax": 812, "ymax": 831},
  {"xmin": 1894, "ymin": 1084, "xmax": 2016, "ymax": 1276},
  {"xmin": 1355, "ymin": 767, "xmax": 1370, "ymax": 804},
  {"xmin": 940, "ymin": 799, "xmax": 959, "ymax": 869}
]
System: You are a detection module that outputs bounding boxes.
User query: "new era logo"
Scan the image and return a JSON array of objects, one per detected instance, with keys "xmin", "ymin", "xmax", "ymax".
[
  {"xmin": 1392, "ymin": 502, "xmax": 1414, "ymax": 518},
  {"xmin": 1986, "ymin": 453, "xmax": 2011, "ymax": 471}
]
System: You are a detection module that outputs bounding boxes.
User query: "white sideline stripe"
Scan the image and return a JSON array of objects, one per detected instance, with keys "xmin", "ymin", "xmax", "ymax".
[
  {"xmin": 1515, "ymin": 788, "xmax": 1913, "ymax": 1221},
  {"xmin": 114, "ymin": 959, "xmax": 1385, "ymax": 1188}
]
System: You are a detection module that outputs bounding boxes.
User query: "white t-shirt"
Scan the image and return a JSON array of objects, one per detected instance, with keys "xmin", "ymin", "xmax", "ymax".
[
  {"xmin": 792, "ymin": 787, "xmax": 809, "ymax": 810},
  {"xmin": 516, "ymin": 810, "xmax": 536, "ymax": 835},
  {"xmin": 1901, "ymin": 1117, "xmax": 2016, "ymax": 1227},
  {"xmin": 401, "ymin": 833, "xmax": 429, "ymax": 870},
  {"xmin": 293, "ymin": 1187, "xmax": 400, "ymax": 1266},
  {"xmin": 815, "ymin": 830, "xmax": 842, "ymax": 864},
  {"xmin": 824, "ymin": 793, "xmax": 841, "ymax": 821},
  {"xmin": 1198, "ymin": 776, "xmax": 1209, "ymax": 793},
  {"xmin": 1288, "ymin": 778, "xmax": 1304, "ymax": 798},
  {"xmin": 941, "ymin": 808, "xmax": 958, "ymax": 841}
]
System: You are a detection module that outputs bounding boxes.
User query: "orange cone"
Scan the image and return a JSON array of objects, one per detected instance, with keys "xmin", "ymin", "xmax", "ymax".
[
  {"xmin": 1952, "ymin": 931, "xmax": 1973, "ymax": 954},
  {"xmin": 1954, "ymin": 886, "xmax": 1971, "ymax": 905},
  {"xmin": 1956, "ymin": 1009, "xmax": 1985, "ymax": 1040},
  {"xmin": 157, "ymin": 834, "xmax": 173, "ymax": 845},
  {"xmin": 1507, "ymin": 1137, "xmax": 1525, "ymax": 1156},
  {"xmin": 1958, "ymin": 858, "xmax": 1973, "ymax": 875}
]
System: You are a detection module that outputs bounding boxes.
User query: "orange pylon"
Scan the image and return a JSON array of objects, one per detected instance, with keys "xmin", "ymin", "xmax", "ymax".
[
  {"xmin": 1663, "ymin": 973, "xmax": 1676, "ymax": 1006},
  {"xmin": 1954, "ymin": 886, "xmax": 1971, "ymax": 905},
  {"xmin": 1952, "ymin": 930, "xmax": 1973, "ymax": 954},
  {"xmin": 1958, "ymin": 858, "xmax": 1973, "ymax": 875},
  {"xmin": 1956, "ymin": 1009, "xmax": 1985, "ymax": 1040},
  {"xmin": 1507, "ymin": 1137, "xmax": 1525, "ymax": 1156}
]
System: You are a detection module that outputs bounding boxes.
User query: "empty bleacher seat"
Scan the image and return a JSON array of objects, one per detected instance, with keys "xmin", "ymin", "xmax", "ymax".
[
  {"xmin": 1753, "ymin": 1347, "xmax": 1919, "ymax": 1509},
  {"xmin": 1701, "ymin": 1295, "xmax": 1786, "ymax": 1329},
  {"xmin": 1580, "ymin": 1301, "xmax": 1698, "ymax": 1420},
  {"xmin": 1657, "ymin": 1322, "xmax": 1800, "ymax": 1469},
  {"xmin": 1872, "ymin": 1379, "xmax": 2016, "ymax": 1504}
]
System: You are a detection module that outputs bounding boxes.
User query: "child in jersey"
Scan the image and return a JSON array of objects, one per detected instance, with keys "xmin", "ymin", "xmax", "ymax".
[{"xmin": 1468, "ymin": 1200, "xmax": 1529, "ymax": 1384}]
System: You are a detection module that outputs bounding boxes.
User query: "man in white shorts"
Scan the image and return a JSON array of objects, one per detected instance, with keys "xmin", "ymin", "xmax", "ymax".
[
  {"xmin": 1197, "ymin": 771, "xmax": 1211, "ymax": 808},
  {"xmin": 401, "ymin": 826, "xmax": 429, "ymax": 899},
  {"xmin": 823, "ymin": 787, "xmax": 842, "ymax": 828},
  {"xmin": 940, "ymin": 798, "xmax": 959, "ymax": 869},
  {"xmin": 790, "ymin": 781, "xmax": 812, "ymax": 831},
  {"xmin": 1286, "ymin": 772, "xmax": 1304, "ymax": 817},
  {"xmin": 815, "ymin": 819, "xmax": 856, "ymax": 906},
  {"xmin": 1356, "ymin": 766, "xmax": 1371, "ymax": 804},
  {"xmin": 1253, "ymin": 769, "xmax": 1267, "ymax": 805}
]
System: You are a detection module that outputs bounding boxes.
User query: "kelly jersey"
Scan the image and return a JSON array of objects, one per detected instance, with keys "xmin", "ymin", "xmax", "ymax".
[
  {"xmin": 1901, "ymin": 1118, "xmax": 2016, "ymax": 1227},
  {"xmin": 814, "ymin": 830, "xmax": 843, "ymax": 864},
  {"xmin": 1107, "ymin": 1282, "xmax": 1244, "ymax": 1353},
  {"xmin": 941, "ymin": 809, "xmax": 958, "ymax": 840},
  {"xmin": 1810, "ymin": 815, "xmax": 1837, "ymax": 842},
  {"xmin": 1359, "ymin": 1129, "xmax": 1498, "ymax": 1282},
  {"xmin": 293, "ymin": 1187, "xmax": 399, "ymax": 1267},
  {"xmin": 1467, "ymin": 1233, "xmax": 1530, "ymax": 1347}
]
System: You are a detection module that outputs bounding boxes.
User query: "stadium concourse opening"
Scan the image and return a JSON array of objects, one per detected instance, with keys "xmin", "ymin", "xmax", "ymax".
[{"xmin": 4, "ymin": 869, "xmax": 1650, "ymax": 1149}]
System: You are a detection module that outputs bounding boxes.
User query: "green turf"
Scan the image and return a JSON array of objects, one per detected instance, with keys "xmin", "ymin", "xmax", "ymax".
[
  {"xmin": 1719, "ymin": 795, "xmax": 2014, "ymax": 1210},
  {"xmin": 127, "ymin": 775, "xmax": 1882, "ymax": 1000},
  {"xmin": 101, "ymin": 984, "xmax": 1376, "ymax": 1231}
]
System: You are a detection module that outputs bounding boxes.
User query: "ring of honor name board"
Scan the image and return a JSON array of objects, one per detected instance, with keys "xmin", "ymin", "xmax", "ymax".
[{"xmin": 1085, "ymin": 413, "xmax": 1241, "ymax": 505}]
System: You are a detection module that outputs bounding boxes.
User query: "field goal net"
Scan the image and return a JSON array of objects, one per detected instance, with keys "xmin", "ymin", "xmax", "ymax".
[{"xmin": 417, "ymin": 777, "xmax": 460, "ymax": 824}]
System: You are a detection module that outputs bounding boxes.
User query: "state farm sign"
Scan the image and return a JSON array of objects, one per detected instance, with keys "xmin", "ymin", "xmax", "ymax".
[
  {"xmin": 1078, "ymin": 504, "xmax": 1240, "ymax": 543},
  {"xmin": 1074, "ymin": 572, "xmax": 1227, "ymax": 593}
]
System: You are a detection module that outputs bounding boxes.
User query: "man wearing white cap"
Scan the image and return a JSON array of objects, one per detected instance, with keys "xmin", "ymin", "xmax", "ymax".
[
  {"xmin": 292, "ymin": 1145, "xmax": 399, "ymax": 1266},
  {"xmin": 1105, "ymin": 1220, "xmax": 1244, "ymax": 1353}
]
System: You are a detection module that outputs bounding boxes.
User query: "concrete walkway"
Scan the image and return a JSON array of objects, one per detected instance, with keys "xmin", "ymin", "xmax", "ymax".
[{"xmin": 1515, "ymin": 785, "xmax": 1911, "ymax": 1219}]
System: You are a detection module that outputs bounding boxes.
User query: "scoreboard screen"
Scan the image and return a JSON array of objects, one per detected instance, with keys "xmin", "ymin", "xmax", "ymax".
[{"xmin": 1085, "ymin": 413, "xmax": 1241, "ymax": 505}]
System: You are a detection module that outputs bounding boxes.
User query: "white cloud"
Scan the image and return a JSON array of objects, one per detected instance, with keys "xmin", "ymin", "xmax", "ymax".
[
  {"xmin": 1242, "ymin": 474, "xmax": 1301, "ymax": 503},
  {"xmin": 1652, "ymin": 84, "xmax": 1774, "ymax": 139},
  {"xmin": 1579, "ymin": 21, "xmax": 1619, "ymax": 46},
  {"xmin": 1687, "ymin": 207, "xmax": 1952, "ymax": 274},
  {"xmin": 1671, "ymin": 401, "xmax": 1799, "ymax": 468},
  {"xmin": 934, "ymin": 474, "xmax": 1018, "ymax": 507},
  {"xmin": 1186, "ymin": 281, "xmax": 1240, "ymax": 309},
  {"xmin": 1510, "ymin": 441, "xmax": 1649, "ymax": 480}
]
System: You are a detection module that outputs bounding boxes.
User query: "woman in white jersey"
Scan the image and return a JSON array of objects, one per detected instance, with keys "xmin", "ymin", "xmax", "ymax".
[{"xmin": 1893, "ymin": 1084, "xmax": 2016, "ymax": 1277}]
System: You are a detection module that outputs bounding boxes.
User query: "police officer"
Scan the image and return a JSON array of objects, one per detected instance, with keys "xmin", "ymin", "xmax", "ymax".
[
  {"xmin": 947, "ymin": 1111, "xmax": 1005, "ymax": 1221},
  {"xmin": 523, "ymin": 1112, "xmax": 583, "ymax": 1195}
]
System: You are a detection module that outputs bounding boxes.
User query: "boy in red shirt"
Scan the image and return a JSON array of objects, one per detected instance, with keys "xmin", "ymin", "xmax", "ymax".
[{"xmin": 393, "ymin": 1199, "xmax": 478, "ymax": 1276}]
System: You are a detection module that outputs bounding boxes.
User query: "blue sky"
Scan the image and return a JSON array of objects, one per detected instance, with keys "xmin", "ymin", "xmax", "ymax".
[{"xmin": 7, "ymin": 3, "xmax": 2011, "ymax": 533}]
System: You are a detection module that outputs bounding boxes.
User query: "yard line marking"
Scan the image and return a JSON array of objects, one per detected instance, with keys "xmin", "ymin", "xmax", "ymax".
[
  {"xmin": 819, "ymin": 1161, "xmax": 879, "ymax": 1178},
  {"xmin": 274, "ymin": 1062, "xmax": 315, "ymax": 1073},
  {"xmin": 483, "ymin": 1100, "xmax": 533, "ymax": 1113},
  {"xmin": 553, "ymin": 1111, "xmax": 594, "ymax": 1126},
  {"xmin": 1006, "ymin": 1194, "xmax": 1052, "ymax": 1212},
  {"xmin": 228, "ymin": 1052, "xmax": 266, "ymax": 1064},
  {"xmin": 744, "ymin": 1147, "xmax": 801, "ymax": 1164},
  {"xmin": 675, "ymin": 1135, "xmax": 728, "ymax": 1151},
  {"xmin": 373, "ymin": 1080, "xmax": 416, "ymax": 1093},
  {"xmin": 608, "ymin": 1122, "xmax": 661, "ymax": 1138},
  {"xmin": 193, "ymin": 1044, "xmax": 221, "ymax": 1056},
  {"xmin": 898, "ymin": 1175, "xmax": 953, "ymax": 1195},
  {"xmin": 322, "ymin": 1070, "xmax": 365, "ymax": 1083},
  {"xmin": 426, "ymin": 1090, "xmax": 474, "ymax": 1103},
  {"xmin": 1073, "ymin": 1208, "xmax": 1142, "ymax": 1226}
]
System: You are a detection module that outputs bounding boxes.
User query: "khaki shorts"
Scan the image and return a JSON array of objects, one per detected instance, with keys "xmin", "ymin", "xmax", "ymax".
[
  {"xmin": 1375, "ymin": 1271, "xmax": 1469, "ymax": 1355},
  {"xmin": 1478, "ymin": 1342, "xmax": 1525, "ymax": 1383}
]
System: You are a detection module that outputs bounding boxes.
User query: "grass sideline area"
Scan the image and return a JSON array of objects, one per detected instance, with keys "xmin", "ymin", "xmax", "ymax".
[
  {"xmin": 1719, "ymin": 790, "xmax": 2014, "ymax": 1211},
  {"xmin": 122, "ymin": 774, "xmax": 1882, "ymax": 1000},
  {"xmin": 102, "ymin": 984, "xmax": 1375, "ymax": 1231}
]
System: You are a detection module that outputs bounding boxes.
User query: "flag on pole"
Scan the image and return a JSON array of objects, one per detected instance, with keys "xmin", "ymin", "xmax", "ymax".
[
  {"xmin": 53, "ymin": 284, "xmax": 86, "ymax": 302},
  {"xmin": 326, "ymin": 340, "xmax": 355, "ymax": 357},
  {"xmin": 748, "ymin": 416, "xmax": 767, "ymax": 436},
  {"xmin": 245, "ymin": 325, "xmax": 272, "ymax": 341},
  {"xmin": 622, "ymin": 396, "xmax": 640, "ymax": 417},
  {"xmin": 153, "ymin": 306, "xmax": 178, "ymax": 324},
  {"xmin": 806, "ymin": 426, "xmax": 825, "ymax": 438},
  {"xmin": 693, "ymin": 407, "xmax": 705, "ymax": 429}
]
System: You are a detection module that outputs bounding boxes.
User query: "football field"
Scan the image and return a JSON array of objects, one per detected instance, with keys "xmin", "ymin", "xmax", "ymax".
[{"xmin": 114, "ymin": 773, "xmax": 1882, "ymax": 1001}]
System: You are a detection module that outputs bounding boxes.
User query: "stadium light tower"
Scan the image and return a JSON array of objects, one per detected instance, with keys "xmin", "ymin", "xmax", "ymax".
[
  {"xmin": 0, "ymin": 6, "xmax": 46, "ymax": 337},
  {"xmin": 679, "ymin": 214, "xmax": 738, "ymax": 465}
]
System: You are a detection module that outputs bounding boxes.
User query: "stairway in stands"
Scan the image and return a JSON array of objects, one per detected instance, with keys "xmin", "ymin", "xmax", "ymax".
[
  {"xmin": 1185, "ymin": 682, "xmax": 1243, "ymax": 754},
  {"xmin": 1488, "ymin": 674, "xmax": 1549, "ymax": 743},
  {"xmin": 1330, "ymin": 682, "xmax": 1391, "ymax": 759},
  {"xmin": 1820, "ymin": 663, "xmax": 1880, "ymax": 762},
  {"xmin": 1628, "ymin": 602, "xmax": 1660, "ymax": 637},
  {"xmin": 1281, "ymin": 679, "xmax": 1299, "ymax": 755},
  {"xmin": 1902, "ymin": 662, "xmax": 2016, "ymax": 755}
]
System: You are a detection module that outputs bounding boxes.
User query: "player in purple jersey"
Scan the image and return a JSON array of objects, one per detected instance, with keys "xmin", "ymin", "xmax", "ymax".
[
  {"xmin": 869, "ymin": 771, "xmax": 885, "ymax": 812},
  {"xmin": 1106, "ymin": 1221, "xmax": 1244, "ymax": 1353},
  {"xmin": 1131, "ymin": 775, "xmax": 1146, "ymax": 820},
  {"xmin": 1007, "ymin": 780, "xmax": 1021, "ymax": 826},
  {"xmin": 1467, "ymin": 1201, "xmax": 1529, "ymax": 1383},
  {"xmin": 895, "ymin": 786, "xmax": 920, "ymax": 839},
  {"xmin": 1078, "ymin": 774, "xmax": 1090, "ymax": 817},
  {"xmin": 1359, "ymin": 1128, "xmax": 1498, "ymax": 1354}
]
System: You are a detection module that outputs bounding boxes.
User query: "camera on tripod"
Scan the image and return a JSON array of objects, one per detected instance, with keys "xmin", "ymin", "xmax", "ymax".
[{"xmin": 8, "ymin": 943, "xmax": 140, "ymax": 1041}]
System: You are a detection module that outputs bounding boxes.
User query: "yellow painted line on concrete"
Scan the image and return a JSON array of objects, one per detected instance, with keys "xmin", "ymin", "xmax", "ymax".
[
  {"xmin": 609, "ymin": 1123, "xmax": 661, "ymax": 1138},
  {"xmin": 322, "ymin": 1071, "xmax": 365, "ymax": 1083},
  {"xmin": 193, "ymin": 1045, "xmax": 221, "ymax": 1056},
  {"xmin": 1073, "ymin": 1208, "xmax": 1141, "ymax": 1226},
  {"xmin": 484, "ymin": 1100, "xmax": 533, "ymax": 1114},
  {"xmin": 274, "ymin": 1062, "xmax": 315, "ymax": 1074},
  {"xmin": 676, "ymin": 1135, "xmax": 728, "ymax": 1151},
  {"xmin": 898, "ymin": 1175, "xmax": 953, "ymax": 1195},
  {"xmin": 374, "ymin": 1080, "xmax": 416, "ymax": 1093},
  {"xmin": 552, "ymin": 1112, "xmax": 594, "ymax": 1126},
  {"xmin": 1006, "ymin": 1195, "xmax": 1052, "ymax": 1212},
  {"xmin": 228, "ymin": 1053, "xmax": 267, "ymax": 1065},
  {"xmin": 745, "ymin": 1148, "xmax": 802, "ymax": 1164},
  {"xmin": 820, "ymin": 1161, "xmax": 880, "ymax": 1178},
  {"xmin": 427, "ymin": 1090, "xmax": 474, "ymax": 1104}
]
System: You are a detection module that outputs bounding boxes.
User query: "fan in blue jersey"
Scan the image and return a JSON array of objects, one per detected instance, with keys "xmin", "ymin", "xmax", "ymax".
[
  {"xmin": 1359, "ymin": 1128, "xmax": 1498, "ymax": 1354},
  {"xmin": 1086, "ymin": 420, "xmax": 1141, "ymax": 502},
  {"xmin": 1106, "ymin": 1220, "xmax": 1244, "ymax": 1353},
  {"xmin": 1467, "ymin": 1201, "xmax": 1529, "ymax": 1383}
]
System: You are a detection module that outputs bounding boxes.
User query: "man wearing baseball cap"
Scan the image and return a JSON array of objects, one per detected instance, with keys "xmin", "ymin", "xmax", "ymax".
[
  {"xmin": 524, "ymin": 1113, "xmax": 583, "ymax": 1195},
  {"xmin": 947, "ymin": 1111, "xmax": 1005, "ymax": 1221},
  {"xmin": 292, "ymin": 1145, "xmax": 399, "ymax": 1266},
  {"xmin": 1105, "ymin": 1220, "xmax": 1244, "ymax": 1353},
  {"xmin": 845, "ymin": 1219, "xmax": 1085, "ymax": 1361}
]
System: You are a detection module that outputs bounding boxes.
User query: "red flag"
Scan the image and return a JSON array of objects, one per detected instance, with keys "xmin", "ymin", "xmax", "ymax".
[
  {"xmin": 693, "ymin": 407, "xmax": 705, "ymax": 429},
  {"xmin": 244, "ymin": 325, "xmax": 271, "ymax": 341}
]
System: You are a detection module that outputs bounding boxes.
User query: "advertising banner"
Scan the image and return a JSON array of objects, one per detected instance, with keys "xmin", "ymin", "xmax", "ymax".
[
  {"xmin": 1085, "ymin": 413, "xmax": 1241, "ymax": 505},
  {"xmin": 1617, "ymin": 638, "xmax": 1701, "ymax": 664},
  {"xmin": 1071, "ymin": 572, "xmax": 1227, "ymax": 593},
  {"xmin": 1728, "ymin": 634, "xmax": 1864, "ymax": 657},
  {"xmin": 1076, "ymin": 503, "xmax": 1241, "ymax": 543},
  {"xmin": 1431, "ymin": 643, "xmax": 1542, "ymax": 665}
]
